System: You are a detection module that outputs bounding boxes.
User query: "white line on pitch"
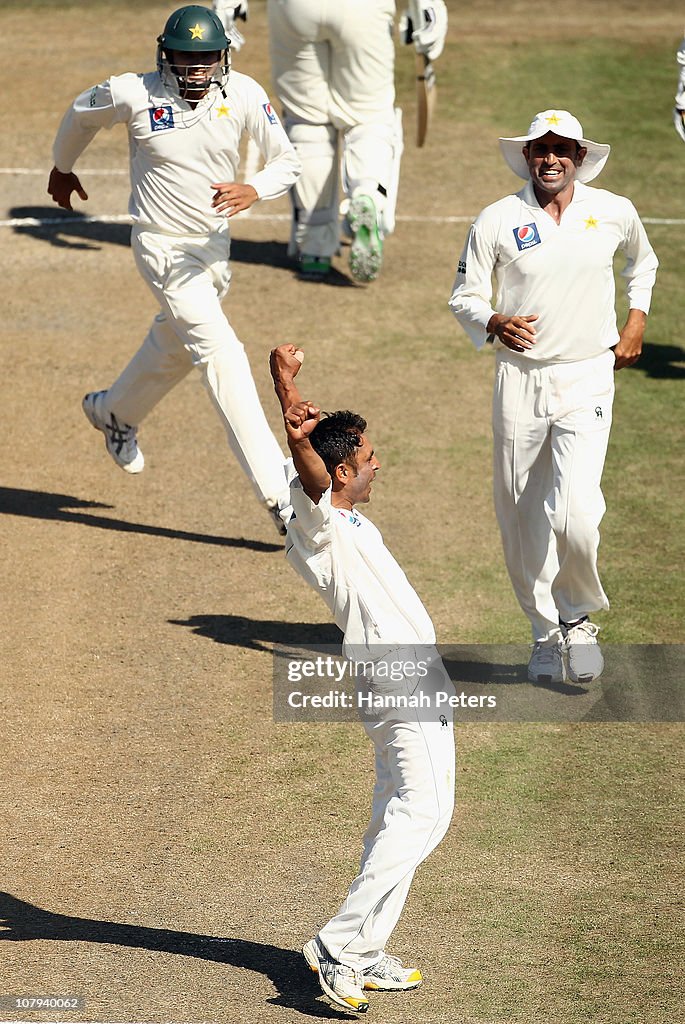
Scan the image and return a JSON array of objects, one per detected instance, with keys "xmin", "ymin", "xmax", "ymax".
[
  {"xmin": 0, "ymin": 168, "xmax": 128, "ymax": 175},
  {"xmin": 2, "ymin": 213, "xmax": 684, "ymax": 228}
]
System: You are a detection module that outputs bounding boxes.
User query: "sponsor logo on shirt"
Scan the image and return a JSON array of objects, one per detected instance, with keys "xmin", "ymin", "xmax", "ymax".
[
  {"xmin": 457, "ymin": 259, "xmax": 467, "ymax": 275},
  {"xmin": 262, "ymin": 102, "xmax": 278, "ymax": 125},
  {"xmin": 337, "ymin": 508, "xmax": 362, "ymax": 527},
  {"xmin": 513, "ymin": 223, "xmax": 541, "ymax": 251},
  {"xmin": 89, "ymin": 86, "xmax": 98, "ymax": 108},
  {"xmin": 149, "ymin": 106, "xmax": 175, "ymax": 131}
]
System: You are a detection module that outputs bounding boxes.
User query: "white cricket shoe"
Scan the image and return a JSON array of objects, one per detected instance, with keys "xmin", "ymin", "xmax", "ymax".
[
  {"xmin": 528, "ymin": 641, "xmax": 565, "ymax": 684},
  {"xmin": 303, "ymin": 937, "xmax": 369, "ymax": 1014},
  {"xmin": 362, "ymin": 953, "xmax": 423, "ymax": 991},
  {"xmin": 82, "ymin": 391, "xmax": 144, "ymax": 474},
  {"xmin": 348, "ymin": 194, "xmax": 383, "ymax": 283},
  {"xmin": 562, "ymin": 619, "xmax": 604, "ymax": 682}
]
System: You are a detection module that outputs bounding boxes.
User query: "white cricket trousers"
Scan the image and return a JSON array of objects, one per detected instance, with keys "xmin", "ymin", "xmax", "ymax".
[
  {"xmin": 318, "ymin": 650, "xmax": 455, "ymax": 970},
  {"xmin": 492, "ymin": 349, "xmax": 615, "ymax": 644},
  {"xmin": 104, "ymin": 225, "xmax": 288, "ymax": 508},
  {"xmin": 267, "ymin": 0, "xmax": 399, "ymax": 257}
]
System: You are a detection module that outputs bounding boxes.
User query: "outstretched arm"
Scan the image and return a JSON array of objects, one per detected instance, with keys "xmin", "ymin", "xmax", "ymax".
[{"xmin": 270, "ymin": 345, "xmax": 330, "ymax": 505}]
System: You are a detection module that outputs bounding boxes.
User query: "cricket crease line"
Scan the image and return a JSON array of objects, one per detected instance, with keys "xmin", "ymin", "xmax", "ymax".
[
  {"xmin": 2, "ymin": 168, "xmax": 684, "ymax": 225},
  {"xmin": 2, "ymin": 213, "xmax": 683, "ymax": 228}
]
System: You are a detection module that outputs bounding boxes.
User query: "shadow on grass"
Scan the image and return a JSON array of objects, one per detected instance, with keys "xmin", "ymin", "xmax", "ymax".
[
  {"xmin": 10, "ymin": 207, "xmax": 357, "ymax": 285},
  {"xmin": 441, "ymin": 651, "xmax": 590, "ymax": 697},
  {"xmin": 0, "ymin": 892, "xmax": 351, "ymax": 1019},
  {"xmin": 170, "ymin": 620, "xmax": 589, "ymax": 697},
  {"xmin": 10, "ymin": 206, "xmax": 132, "ymax": 250},
  {"xmin": 631, "ymin": 341, "xmax": 685, "ymax": 379},
  {"xmin": 169, "ymin": 613, "xmax": 341, "ymax": 652},
  {"xmin": 0, "ymin": 487, "xmax": 280, "ymax": 552}
]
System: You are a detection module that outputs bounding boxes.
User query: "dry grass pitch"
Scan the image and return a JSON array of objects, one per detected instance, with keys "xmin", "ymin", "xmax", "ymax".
[{"xmin": 1, "ymin": 2, "xmax": 683, "ymax": 1022}]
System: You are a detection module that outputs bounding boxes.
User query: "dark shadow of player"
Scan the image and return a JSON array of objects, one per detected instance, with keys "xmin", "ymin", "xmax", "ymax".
[
  {"xmin": 0, "ymin": 892, "xmax": 353, "ymax": 1020},
  {"xmin": 0, "ymin": 486, "xmax": 280, "ymax": 553}
]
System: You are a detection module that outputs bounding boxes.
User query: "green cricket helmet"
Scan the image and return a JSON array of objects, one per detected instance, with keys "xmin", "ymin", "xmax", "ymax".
[{"xmin": 157, "ymin": 5, "xmax": 230, "ymax": 96}]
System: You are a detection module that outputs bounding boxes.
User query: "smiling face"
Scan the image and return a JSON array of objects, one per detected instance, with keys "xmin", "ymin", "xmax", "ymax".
[
  {"xmin": 166, "ymin": 48, "xmax": 222, "ymax": 96},
  {"xmin": 523, "ymin": 132, "xmax": 587, "ymax": 200}
]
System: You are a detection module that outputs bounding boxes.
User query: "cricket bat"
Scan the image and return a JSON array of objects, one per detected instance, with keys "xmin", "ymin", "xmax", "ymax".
[{"xmin": 415, "ymin": 50, "xmax": 436, "ymax": 147}]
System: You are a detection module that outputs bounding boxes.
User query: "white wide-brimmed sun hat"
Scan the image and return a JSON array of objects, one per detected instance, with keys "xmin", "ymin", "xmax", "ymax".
[{"xmin": 499, "ymin": 109, "xmax": 611, "ymax": 183}]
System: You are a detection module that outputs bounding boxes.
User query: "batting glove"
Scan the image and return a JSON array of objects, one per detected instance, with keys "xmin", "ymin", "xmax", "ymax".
[
  {"xmin": 213, "ymin": 0, "xmax": 248, "ymax": 51},
  {"xmin": 400, "ymin": 1, "xmax": 448, "ymax": 62}
]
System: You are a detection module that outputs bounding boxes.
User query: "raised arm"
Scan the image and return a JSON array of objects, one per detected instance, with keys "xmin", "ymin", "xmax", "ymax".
[{"xmin": 270, "ymin": 345, "xmax": 331, "ymax": 504}]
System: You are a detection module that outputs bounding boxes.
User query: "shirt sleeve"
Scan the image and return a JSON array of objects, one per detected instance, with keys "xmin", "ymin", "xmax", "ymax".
[
  {"xmin": 447, "ymin": 216, "xmax": 499, "ymax": 350},
  {"xmin": 619, "ymin": 201, "xmax": 659, "ymax": 314},
  {"xmin": 52, "ymin": 79, "xmax": 124, "ymax": 173},
  {"xmin": 241, "ymin": 80, "xmax": 301, "ymax": 201},
  {"xmin": 287, "ymin": 476, "xmax": 332, "ymax": 556}
]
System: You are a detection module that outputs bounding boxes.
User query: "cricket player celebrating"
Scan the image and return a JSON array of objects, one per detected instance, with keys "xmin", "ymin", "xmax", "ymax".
[
  {"xmin": 449, "ymin": 110, "xmax": 658, "ymax": 685},
  {"xmin": 270, "ymin": 343, "xmax": 455, "ymax": 1014},
  {"xmin": 48, "ymin": 5, "xmax": 300, "ymax": 533}
]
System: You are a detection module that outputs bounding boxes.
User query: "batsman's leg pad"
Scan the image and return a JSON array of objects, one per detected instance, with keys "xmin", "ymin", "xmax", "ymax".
[{"xmin": 286, "ymin": 120, "xmax": 340, "ymax": 258}]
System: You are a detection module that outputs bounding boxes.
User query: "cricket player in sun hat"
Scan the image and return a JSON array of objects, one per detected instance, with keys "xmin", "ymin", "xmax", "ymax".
[{"xmin": 448, "ymin": 109, "xmax": 658, "ymax": 685}]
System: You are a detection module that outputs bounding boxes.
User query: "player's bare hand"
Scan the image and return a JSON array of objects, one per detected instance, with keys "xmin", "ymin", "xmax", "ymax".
[
  {"xmin": 270, "ymin": 344, "xmax": 305, "ymax": 385},
  {"xmin": 284, "ymin": 401, "xmax": 320, "ymax": 441},
  {"xmin": 613, "ymin": 310, "xmax": 646, "ymax": 370},
  {"xmin": 487, "ymin": 312, "xmax": 538, "ymax": 352},
  {"xmin": 211, "ymin": 181, "xmax": 258, "ymax": 216},
  {"xmin": 47, "ymin": 166, "xmax": 88, "ymax": 210}
]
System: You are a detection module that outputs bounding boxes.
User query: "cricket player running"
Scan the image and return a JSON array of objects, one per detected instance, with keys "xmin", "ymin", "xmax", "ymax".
[
  {"xmin": 48, "ymin": 5, "xmax": 301, "ymax": 533},
  {"xmin": 449, "ymin": 110, "xmax": 658, "ymax": 685},
  {"xmin": 270, "ymin": 343, "xmax": 455, "ymax": 1014},
  {"xmin": 263, "ymin": 0, "xmax": 448, "ymax": 282}
]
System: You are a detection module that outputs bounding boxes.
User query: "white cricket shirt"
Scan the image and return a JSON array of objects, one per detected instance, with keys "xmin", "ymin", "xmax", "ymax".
[
  {"xmin": 285, "ymin": 476, "xmax": 436, "ymax": 658},
  {"xmin": 53, "ymin": 70, "xmax": 300, "ymax": 236},
  {"xmin": 448, "ymin": 180, "xmax": 658, "ymax": 363}
]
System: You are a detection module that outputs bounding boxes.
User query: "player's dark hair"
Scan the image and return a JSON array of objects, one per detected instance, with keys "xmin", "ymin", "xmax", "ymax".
[{"xmin": 310, "ymin": 410, "xmax": 367, "ymax": 474}]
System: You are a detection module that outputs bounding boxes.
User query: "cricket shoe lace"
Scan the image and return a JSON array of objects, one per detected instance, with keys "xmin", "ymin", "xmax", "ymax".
[
  {"xmin": 363, "ymin": 953, "xmax": 423, "ymax": 990},
  {"xmin": 562, "ymin": 620, "xmax": 603, "ymax": 683}
]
